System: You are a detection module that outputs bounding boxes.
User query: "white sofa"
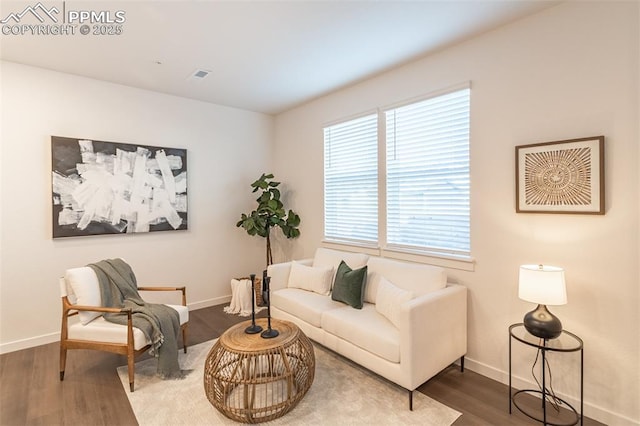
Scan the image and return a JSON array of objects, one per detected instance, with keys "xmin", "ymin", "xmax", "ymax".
[{"xmin": 267, "ymin": 247, "xmax": 467, "ymax": 409}]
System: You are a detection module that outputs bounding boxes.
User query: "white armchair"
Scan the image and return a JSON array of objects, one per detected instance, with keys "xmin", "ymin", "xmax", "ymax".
[{"xmin": 59, "ymin": 266, "xmax": 189, "ymax": 391}]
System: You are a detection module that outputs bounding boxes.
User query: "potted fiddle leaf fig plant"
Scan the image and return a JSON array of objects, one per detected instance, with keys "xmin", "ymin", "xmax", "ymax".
[{"xmin": 236, "ymin": 173, "xmax": 301, "ymax": 266}]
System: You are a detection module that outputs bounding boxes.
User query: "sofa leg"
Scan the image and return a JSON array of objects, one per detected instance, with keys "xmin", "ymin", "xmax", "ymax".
[
  {"xmin": 460, "ymin": 355, "xmax": 465, "ymax": 372},
  {"xmin": 409, "ymin": 390, "xmax": 413, "ymax": 411}
]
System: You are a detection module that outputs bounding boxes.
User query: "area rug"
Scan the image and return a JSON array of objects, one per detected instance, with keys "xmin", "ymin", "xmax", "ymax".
[{"xmin": 117, "ymin": 340, "xmax": 461, "ymax": 425}]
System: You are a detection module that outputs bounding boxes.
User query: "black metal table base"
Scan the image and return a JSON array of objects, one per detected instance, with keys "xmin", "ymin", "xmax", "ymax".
[
  {"xmin": 512, "ymin": 389, "xmax": 579, "ymax": 426},
  {"xmin": 508, "ymin": 323, "xmax": 583, "ymax": 426}
]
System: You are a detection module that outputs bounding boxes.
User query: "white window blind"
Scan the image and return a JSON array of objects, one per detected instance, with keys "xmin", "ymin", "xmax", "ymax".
[
  {"xmin": 324, "ymin": 113, "xmax": 378, "ymax": 244},
  {"xmin": 385, "ymin": 88, "xmax": 470, "ymax": 255}
]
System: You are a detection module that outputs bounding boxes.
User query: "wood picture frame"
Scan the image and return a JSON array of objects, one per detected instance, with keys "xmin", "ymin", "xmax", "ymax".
[{"xmin": 515, "ymin": 136, "xmax": 604, "ymax": 214}]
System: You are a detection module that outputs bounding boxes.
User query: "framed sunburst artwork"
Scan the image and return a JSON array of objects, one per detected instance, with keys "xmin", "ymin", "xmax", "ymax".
[{"xmin": 515, "ymin": 136, "xmax": 604, "ymax": 214}]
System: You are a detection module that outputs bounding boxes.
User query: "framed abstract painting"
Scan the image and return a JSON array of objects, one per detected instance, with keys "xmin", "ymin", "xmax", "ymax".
[
  {"xmin": 515, "ymin": 136, "xmax": 604, "ymax": 214},
  {"xmin": 51, "ymin": 136, "xmax": 188, "ymax": 238}
]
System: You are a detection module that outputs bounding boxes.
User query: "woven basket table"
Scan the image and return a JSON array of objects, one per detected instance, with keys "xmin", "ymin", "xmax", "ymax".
[{"xmin": 204, "ymin": 318, "xmax": 315, "ymax": 423}]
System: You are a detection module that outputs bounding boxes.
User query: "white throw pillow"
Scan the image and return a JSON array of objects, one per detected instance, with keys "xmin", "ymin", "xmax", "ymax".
[
  {"xmin": 65, "ymin": 266, "xmax": 102, "ymax": 325},
  {"xmin": 365, "ymin": 256, "xmax": 446, "ymax": 304},
  {"xmin": 287, "ymin": 261, "xmax": 334, "ymax": 296},
  {"xmin": 375, "ymin": 277, "xmax": 413, "ymax": 328}
]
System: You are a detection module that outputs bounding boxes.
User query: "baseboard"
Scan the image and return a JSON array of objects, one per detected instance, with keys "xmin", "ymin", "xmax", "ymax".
[
  {"xmin": 0, "ymin": 331, "xmax": 60, "ymax": 354},
  {"xmin": 188, "ymin": 295, "xmax": 231, "ymax": 311},
  {"xmin": 0, "ymin": 295, "xmax": 233, "ymax": 355},
  {"xmin": 463, "ymin": 356, "xmax": 640, "ymax": 426}
]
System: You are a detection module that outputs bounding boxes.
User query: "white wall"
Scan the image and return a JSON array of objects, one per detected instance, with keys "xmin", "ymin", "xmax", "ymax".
[
  {"xmin": 0, "ymin": 61, "xmax": 274, "ymax": 351},
  {"xmin": 273, "ymin": 2, "xmax": 639, "ymax": 425}
]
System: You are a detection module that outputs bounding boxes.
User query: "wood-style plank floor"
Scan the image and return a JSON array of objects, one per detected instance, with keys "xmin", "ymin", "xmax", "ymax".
[{"xmin": 0, "ymin": 304, "xmax": 603, "ymax": 425}]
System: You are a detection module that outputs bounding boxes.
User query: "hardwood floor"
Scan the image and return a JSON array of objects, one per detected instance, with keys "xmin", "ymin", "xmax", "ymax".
[{"xmin": 0, "ymin": 304, "xmax": 603, "ymax": 425}]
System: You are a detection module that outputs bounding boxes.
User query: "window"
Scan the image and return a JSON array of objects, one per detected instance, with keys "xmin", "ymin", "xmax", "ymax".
[
  {"xmin": 323, "ymin": 85, "xmax": 471, "ymax": 259},
  {"xmin": 385, "ymin": 88, "xmax": 470, "ymax": 256},
  {"xmin": 323, "ymin": 113, "xmax": 378, "ymax": 244}
]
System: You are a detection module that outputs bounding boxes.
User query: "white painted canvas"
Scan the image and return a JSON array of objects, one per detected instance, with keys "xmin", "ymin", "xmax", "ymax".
[{"xmin": 51, "ymin": 136, "xmax": 187, "ymax": 238}]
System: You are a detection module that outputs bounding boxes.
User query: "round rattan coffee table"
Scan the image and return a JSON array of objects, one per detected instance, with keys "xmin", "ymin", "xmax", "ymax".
[{"xmin": 204, "ymin": 318, "xmax": 315, "ymax": 423}]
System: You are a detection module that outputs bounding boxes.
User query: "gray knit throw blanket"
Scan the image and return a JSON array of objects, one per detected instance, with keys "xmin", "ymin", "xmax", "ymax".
[{"xmin": 88, "ymin": 259, "xmax": 183, "ymax": 379}]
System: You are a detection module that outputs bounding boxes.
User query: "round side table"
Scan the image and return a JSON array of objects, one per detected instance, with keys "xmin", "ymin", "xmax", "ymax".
[
  {"xmin": 509, "ymin": 323, "xmax": 583, "ymax": 426},
  {"xmin": 204, "ymin": 318, "xmax": 315, "ymax": 424}
]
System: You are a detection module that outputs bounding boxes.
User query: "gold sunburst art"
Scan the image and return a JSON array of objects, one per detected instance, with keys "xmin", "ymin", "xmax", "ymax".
[
  {"xmin": 516, "ymin": 136, "xmax": 604, "ymax": 214},
  {"xmin": 524, "ymin": 147, "xmax": 592, "ymax": 206}
]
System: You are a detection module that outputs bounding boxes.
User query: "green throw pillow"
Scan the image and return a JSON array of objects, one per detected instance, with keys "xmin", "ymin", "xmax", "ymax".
[{"xmin": 331, "ymin": 260, "xmax": 367, "ymax": 309}]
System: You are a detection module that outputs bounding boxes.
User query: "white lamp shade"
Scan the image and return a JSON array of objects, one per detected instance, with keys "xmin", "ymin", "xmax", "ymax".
[{"xmin": 518, "ymin": 264, "xmax": 567, "ymax": 305}]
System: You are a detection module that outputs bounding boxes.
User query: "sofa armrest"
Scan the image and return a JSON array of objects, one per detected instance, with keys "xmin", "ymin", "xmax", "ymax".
[
  {"xmin": 267, "ymin": 258, "xmax": 312, "ymax": 291},
  {"xmin": 399, "ymin": 284, "xmax": 467, "ymax": 390}
]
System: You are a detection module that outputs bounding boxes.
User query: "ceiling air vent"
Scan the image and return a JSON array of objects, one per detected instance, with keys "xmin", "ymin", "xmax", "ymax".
[{"xmin": 187, "ymin": 69, "xmax": 212, "ymax": 82}]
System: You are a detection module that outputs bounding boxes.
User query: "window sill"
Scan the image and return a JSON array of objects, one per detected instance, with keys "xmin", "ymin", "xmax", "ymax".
[{"xmin": 321, "ymin": 240, "xmax": 475, "ymax": 272}]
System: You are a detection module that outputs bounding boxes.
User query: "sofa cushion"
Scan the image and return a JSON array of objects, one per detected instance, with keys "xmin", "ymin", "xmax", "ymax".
[
  {"xmin": 375, "ymin": 277, "xmax": 412, "ymax": 328},
  {"xmin": 65, "ymin": 266, "xmax": 102, "ymax": 325},
  {"xmin": 287, "ymin": 261, "xmax": 334, "ymax": 296},
  {"xmin": 364, "ymin": 256, "xmax": 447, "ymax": 304},
  {"xmin": 271, "ymin": 288, "xmax": 344, "ymax": 328},
  {"xmin": 321, "ymin": 304, "xmax": 400, "ymax": 363},
  {"xmin": 331, "ymin": 261, "xmax": 367, "ymax": 309},
  {"xmin": 313, "ymin": 247, "xmax": 369, "ymax": 271}
]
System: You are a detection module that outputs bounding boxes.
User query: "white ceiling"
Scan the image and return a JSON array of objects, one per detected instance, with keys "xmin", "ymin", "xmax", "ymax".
[{"xmin": 0, "ymin": 1, "xmax": 557, "ymax": 114}]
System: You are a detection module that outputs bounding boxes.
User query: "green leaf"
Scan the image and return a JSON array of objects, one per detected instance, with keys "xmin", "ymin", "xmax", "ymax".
[
  {"xmin": 281, "ymin": 224, "xmax": 301, "ymax": 239},
  {"xmin": 256, "ymin": 192, "xmax": 269, "ymax": 204},
  {"xmin": 286, "ymin": 211, "xmax": 301, "ymax": 227}
]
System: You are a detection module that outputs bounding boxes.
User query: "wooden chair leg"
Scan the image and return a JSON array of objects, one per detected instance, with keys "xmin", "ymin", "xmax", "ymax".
[
  {"xmin": 182, "ymin": 326, "xmax": 188, "ymax": 354},
  {"xmin": 59, "ymin": 345, "xmax": 67, "ymax": 381},
  {"xmin": 460, "ymin": 355, "xmax": 465, "ymax": 372},
  {"xmin": 128, "ymin": 352, "xmax": 135, "ymax": 392},
  {"xmin": 409, "ymin": 389, "xmax": 413, "ymax": 411}
]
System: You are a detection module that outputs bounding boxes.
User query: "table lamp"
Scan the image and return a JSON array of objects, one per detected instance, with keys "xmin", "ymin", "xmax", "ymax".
[{"xmin": 518, "ymin": 264, "xmax": 567, "ymax": 339}]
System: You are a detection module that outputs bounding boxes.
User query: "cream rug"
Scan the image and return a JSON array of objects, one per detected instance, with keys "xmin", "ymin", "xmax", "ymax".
[{"xmin": 117, "ymin": 340, "xmax": 461, "ymax": 425}]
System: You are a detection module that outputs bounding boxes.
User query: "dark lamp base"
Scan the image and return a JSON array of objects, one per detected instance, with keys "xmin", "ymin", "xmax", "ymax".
[
  {"xmin": 523, "ymin": 304, "xmax": 562, "ymax": 339},
  {"xmin": 261, "ymin": 328, "xmax": 279, "ymax": 339},
  {"xmin": 244, "ymin": 324, "xmax": 263, "ymax": 334}
]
